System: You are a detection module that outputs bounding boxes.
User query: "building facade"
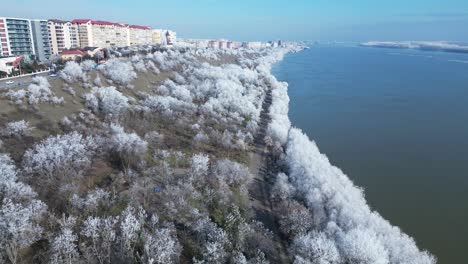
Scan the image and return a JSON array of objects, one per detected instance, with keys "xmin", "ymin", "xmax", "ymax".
[
  {"xmin": 0, "ymin": 17, "xmax": 52, "ymax": 61},
  {"xmin": 30, "ymin": 19, "xmax": 51, "ymax": 61},
  {"xmin": 0, "ymin": 17, "xmax": 35, "ymax": 57},
  {"xmin": 128, "ymin": 25, "xmax": 152, "ymax": 46},
  {"xmin": 48, "ymin": 19, "xmax": 80, "ymax": 55},
  {"xmin": 73, "ymin": 19, "xmax": 131, "ymax": 48}
]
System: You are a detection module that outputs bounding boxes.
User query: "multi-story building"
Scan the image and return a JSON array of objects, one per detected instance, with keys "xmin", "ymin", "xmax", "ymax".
[
  {"xmin": 0, "ymin": 17, "xmax": 51, "ymax": 61},
  {"xmin": 128, "ymin": 25, "xmax": 152, "ymax": 46},
  {"xmin": 0, "ymin": 19, "xmax": 8, "ymax": 56},
  {"xmin": 151, "ymin": 29, "xmax": 162, "ymax": 45},
  {"xmin": 48, "ymin": 19, "xmax": 80, "ymax": 54},
  {"xmin": 0, "ymin": 17, "xmax": 35, "ymax": 57},
  {"xmin": 159, "ymin": 30, "xmax": 176, "ymax": 46},
  {"xmin": 73, "ymin": 19, "xmax": 92, "ymax": 47},
  {"xmin": 72, "ymin": 19, "xmax": 129, "ymax": 48},
  {"xmin": 30, "ymin": 19, "xmax": 51, "ymax": 61}
]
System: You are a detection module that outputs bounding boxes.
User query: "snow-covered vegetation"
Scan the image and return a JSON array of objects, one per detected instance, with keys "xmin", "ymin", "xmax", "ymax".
[
  {"xmin": 265, "ymin": 48, "xmax": 436, "ymax": 263},
  {"xmin": 0, "ymin": 44, "xmax": 434, "ymax": 263},
  {"xmin": 6, "ymin": 76, "xmax": 64, "ymax": 105},
  {"xmin": 2, "ymin": 120, "xmax": 31, "ymax": 137},
  {"xmin": 98, "ymin": 59, "xmax": 137, "ymax": 85}
]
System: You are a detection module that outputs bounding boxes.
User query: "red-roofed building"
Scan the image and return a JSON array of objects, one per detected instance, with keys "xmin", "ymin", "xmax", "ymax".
[
  {"xmin": 48, "ymin": 19, "xmax": 80, "ymax": 55},
  {"xmin": 72, "ymin": 18, "xmax": 130, "ymax": 48},
  {"xmin": 128, "ymin": 24, "xmax": 152, "ymax": 46},
  {"xmin": 60, "ymin": 49, "xmax": 84, "ymax": 60},
  {"xmin": 0, "ymin": 56, "xmax": 22, "ymax": 74}
]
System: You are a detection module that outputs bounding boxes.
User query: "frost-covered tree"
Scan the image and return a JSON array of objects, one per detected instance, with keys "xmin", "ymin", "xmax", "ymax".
[
  {"xmin": 119, "ymin": 206, "xmax": 145, "ymax": 257},
  {"xmin": 81, "ymin": 60, "xmax": 96, "ymax": 72},
  {"xmin": 213, "ymin": 159, "xmax": 251, "ymax": 187},
  {"xmin": 50, "ymin": 219, "xmax": 80, "ymax": 264},
  {"xmin": 0, "ymin": 199, "xmax": 47, "ymax": 264},
  {"xmin": 108, "ymin": 124, "xmax": 148, "ymax": 172},
  {"xmin": 144, "ymin": 228, "xmax": 181, "ymax": 264},
  {"xmin": 81, "ymin": 216, "xmax": 118, "ymax": 264},
  {"xmin": 284, "ymin": 128, "xmax": 436, "ymax": 263},
  {"xmin": 98, "ymin": 59, "xmax": 136, "ymax": 85},
  {"xmin": 2, "ymin": 120, "xmax": 31, "ymax": 137},
  {"xmin": 84, "ymin": 87, "xmax": 129, "ymax": 116},
  {"xmin": 6, "ymin": 76, "xmax": 63, "ymax": 105},
  {"xmin": 271, "ymin": 172, "xmax": 295, "ymax": 201},
  {"xmin": 279, "ymin": 201, "xmax": 313, "ymax": 237},
  {"xmin": 291, "ymin": 231, "xmax": 341, "ymax": 264},
  {"xmin": 61, "ymin": 61, "xmax": 86, "ymax": 82},
  {"xmin": 23, "ymin": 131, "xmax": 97, "ymax": 181},
  {"xmin": 189, "ymin": 154, "xmax": 209, "ymax": 185}
]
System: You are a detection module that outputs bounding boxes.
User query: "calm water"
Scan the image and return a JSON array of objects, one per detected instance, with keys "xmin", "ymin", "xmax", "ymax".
[{"xmin": 272, "ymin": 45, "xmax": 468, "ymax": 263}]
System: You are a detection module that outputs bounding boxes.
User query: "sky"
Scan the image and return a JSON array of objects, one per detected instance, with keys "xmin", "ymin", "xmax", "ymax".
[{"xmin": 3, "ymin": 0, "xmax": 468, "ymax": 42}]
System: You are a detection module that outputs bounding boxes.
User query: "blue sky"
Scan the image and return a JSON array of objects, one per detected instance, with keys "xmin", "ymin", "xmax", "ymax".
[{"xmin": 3, "ymin": 0, "xmax": 468, "ymax": 41}]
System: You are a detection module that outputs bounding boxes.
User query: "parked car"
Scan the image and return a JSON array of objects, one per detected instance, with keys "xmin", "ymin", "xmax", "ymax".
[
  {"xmin": 5, "ymin": 81, "xmax": 14, "ymax": 84},
  {"xmin": 49, "ymin": 74, "xmax": 57, "ymax": 77}
]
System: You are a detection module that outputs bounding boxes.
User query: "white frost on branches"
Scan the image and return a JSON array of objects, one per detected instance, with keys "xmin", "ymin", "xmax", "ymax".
[
  {"xmin": 6, "ymin": 76, "xmax": 63, "ymax": 105},
  {"xmin": 98, "ymin": 59, "xmax": 137, "ymax": 85},
  {"xmin": 23, "ymin": 131, "xmax": 97, "ymax": 179},
  {"xmin": 61, "ymin": 61, "xmax": 86, "ymax": 83},
  {"xmin": 2, "ymin": 120, "xmax": 31, "ymax": 137},
  {"xmin": 84, "ymin": 86, "xmax": 129, "ymax": 116}
]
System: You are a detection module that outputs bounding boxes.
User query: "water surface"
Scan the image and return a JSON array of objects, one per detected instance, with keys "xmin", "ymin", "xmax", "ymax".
[{"xmin": 272, "ymin": 45, "xmax": 468, "ymax": 263}]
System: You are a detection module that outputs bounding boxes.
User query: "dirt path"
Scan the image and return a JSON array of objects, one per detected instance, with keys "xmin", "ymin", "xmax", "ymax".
[{"xmin": 248, "ymin": 88, "xmax": 291, "ymax": 263}]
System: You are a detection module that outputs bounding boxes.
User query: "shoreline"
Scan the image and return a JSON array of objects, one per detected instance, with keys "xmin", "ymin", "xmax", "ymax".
[{"xmin": 265, "ymin": 47, "xmax": 436, "ymax": 263}]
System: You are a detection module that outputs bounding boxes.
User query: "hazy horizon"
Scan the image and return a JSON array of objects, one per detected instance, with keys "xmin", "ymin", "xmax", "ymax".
[{"xmin": 2, "ymin": 0, "xmax": 468, "ymax": 42}]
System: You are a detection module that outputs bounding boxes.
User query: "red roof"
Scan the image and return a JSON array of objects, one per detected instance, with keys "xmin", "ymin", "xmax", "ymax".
[
  {"xmin": 71, "ymin": 19, "xmax": 92, "ymax": 24},
  {"xmin": 129, "ymin": 25, "xmax": 151, "ymax": 30},
  {"xmin": 62, "ymin": 50, "xmax": 84, "ymax": 55},
  {"xmin": 91, "ymin": 20, "xmax": 126, "ymax": 27},
  {"xmin": 12, "ymin": 57, "xmax": 22, "ymax": 67}
]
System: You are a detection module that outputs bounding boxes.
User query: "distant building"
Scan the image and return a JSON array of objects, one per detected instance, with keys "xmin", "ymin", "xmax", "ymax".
[
  {"xmin": 218, "ymin": 40, "xmax": 227, "ymax": 49},
  {"xmin": 128, "ymin": 25, "xmax": 152, "ymax": 46},
  {"xmin": 151, "ymin": 29, "xmax": 162, "ymax": 45},
  {"xmin": 164, "ymin": 30, "xmax": 176, "ymax": 46},
  {"xmin": 72, "ymin": 19, "xmax": 129, "ymax": 48},
  {"xmin": 242, "ymin": 41, "xmax": 264, "ymax": 49},
  {"xmin": 30, "ymin": 19, "xmax": 51, "ymax": 61},
  {"xmin": 48, "ymin": 19, "xmax": 80, "ymax": 55}
]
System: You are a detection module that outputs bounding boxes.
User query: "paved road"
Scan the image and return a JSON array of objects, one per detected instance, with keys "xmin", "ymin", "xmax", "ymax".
[{"xmin": 0, "ymin": 72, "xmax": 60, "ymax": 90}]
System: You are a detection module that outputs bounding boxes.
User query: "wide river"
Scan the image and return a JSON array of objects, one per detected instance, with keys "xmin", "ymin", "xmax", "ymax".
[{"xmin": 272, "ymin": 44, "xmax": 468, "ymax": 263}]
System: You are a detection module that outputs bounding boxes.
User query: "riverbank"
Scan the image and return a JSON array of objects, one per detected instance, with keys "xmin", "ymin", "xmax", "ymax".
[{"xmin": 265, "ymin": 46, "xmax": 436, "ymax": 263}]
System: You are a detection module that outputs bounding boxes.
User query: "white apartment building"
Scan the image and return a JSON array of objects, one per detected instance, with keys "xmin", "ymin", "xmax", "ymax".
[
  {"xmin": 0, "ymin": 17, "xmax": 51, "ymax": 61},
  {"xmin": 48, "ymin": 19, "xmax": 79, "ymax": 54},
  {"xmin": 0, "ymin": 17, "xmax": 35, "ymax": 57},
  {"xmin": 72, "ymin": 19, "xmax": 129, "ymax": 48},
  {"xmin": 128, "ymin": 25, "xmax": 152, "ymax": 46}
]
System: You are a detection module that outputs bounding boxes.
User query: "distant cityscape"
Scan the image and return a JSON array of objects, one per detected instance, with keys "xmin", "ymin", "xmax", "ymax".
[{"xmin": 0, "ymin": 16, "xmax": 284, "ymax": 76}]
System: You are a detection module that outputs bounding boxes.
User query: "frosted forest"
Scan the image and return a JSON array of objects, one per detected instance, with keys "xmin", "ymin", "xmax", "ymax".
[{"xmin": 0, "ymin": 44, "xmax": 435, "ymax": 263}]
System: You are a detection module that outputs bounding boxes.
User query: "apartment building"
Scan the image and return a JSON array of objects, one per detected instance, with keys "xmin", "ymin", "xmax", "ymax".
[
  {"xmin": 0, "ymin": 17, "xmax": 52, "ymax": 61},
  {"xmin": 0, "ymin": 17, "xmax": 35, "ymax": 57},
  {"xmin": 128, "ymin": 25, "xmax": 152, "ymax": 46},
  {"xmin": 48, "ymin": 19, "xmax": 79, "ymax": 54},
  {"xmin": 152, "ymin": 29, "xmax": 162, "ymax": 45},
  {"xmin": 30, "ymin": 19, "xmax": 51, "ymax": 61},
  {"xmin": 72, "ymin": 19, "xmax": 129, "ymax": 48}
]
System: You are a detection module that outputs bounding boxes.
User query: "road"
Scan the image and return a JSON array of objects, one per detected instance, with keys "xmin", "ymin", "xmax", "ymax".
[
  {"xmin": 0, "ymin": 72, "xmax": 60, "ymax": 90},
  {"xmin": 248, "ymin": 87, "xmax": 291, "ymax": 263}
]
